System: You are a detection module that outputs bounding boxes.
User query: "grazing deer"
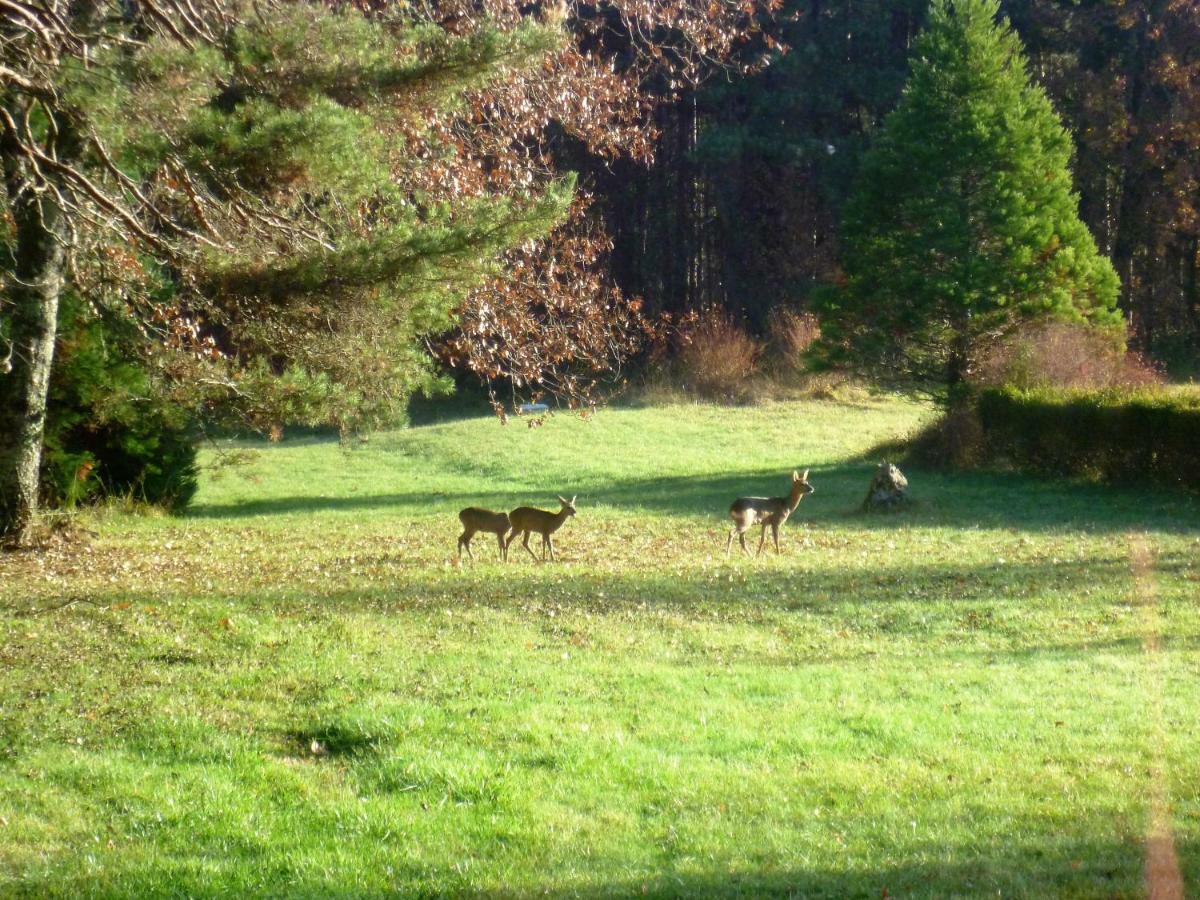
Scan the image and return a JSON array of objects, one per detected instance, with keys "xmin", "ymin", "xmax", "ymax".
[
  {"xmin": 726, "ymin": 470, "xmax": 814, "ymax": 557},
  {"xmin": 506, "ymin": 495, "xmax": 577, "ymax": 562},
  {"xmin": 457, "ymin": 508, "xmax": 511, "ymax": 562}
]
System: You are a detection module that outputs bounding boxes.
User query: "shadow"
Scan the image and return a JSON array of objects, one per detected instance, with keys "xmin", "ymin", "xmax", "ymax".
[
  {"xmin": 457, "ymin": 846, "xmax": 1166, "ymax": 898},
  {"xmin": 595, "ymin": 463, "xmax": 1200, "ymax": 534},
  {"xmin": 286, "ymin": 549, "xmax": 1192, "ymax": 628},
  {"xmin": 22, "ymin": 549, "xmax": 1196, "ymax": 655},
  {"xmin": 187, "ymin": 489, "xmax": 519, "ymax": 520},
  {"xmin": 187, "ymin": 460, "xmax": 1200, "ymax": 535},
  {"xmin": 10, "ymin": 838, "xmax": 1188, "ymax": 898},
  {"xmin": 285, "ymin": 721, "xmax": 385, "ymax": 758},
  {"xmin": 406, "ymin": 389, "xmax": 495, "ymax": 426}
]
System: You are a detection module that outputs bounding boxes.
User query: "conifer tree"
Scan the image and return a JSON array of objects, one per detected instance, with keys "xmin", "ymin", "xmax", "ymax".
[
  {"xmin": 0, "ymin": 2, "xmax": 567, "ymax": 544},
  {"xmin": 816, "ymin": 0, "xmax": 1122, "ymax": 397}
]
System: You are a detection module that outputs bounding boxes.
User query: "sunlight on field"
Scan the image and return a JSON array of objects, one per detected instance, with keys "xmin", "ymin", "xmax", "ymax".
[{"xmin": 3, "ymin": 398, "xmax": 1199, "ymax": 897}]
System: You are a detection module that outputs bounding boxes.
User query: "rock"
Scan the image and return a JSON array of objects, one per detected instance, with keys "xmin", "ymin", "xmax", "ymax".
[{"xmin": 863, "ymin": 462, "xmax": 909, "ymax": 512}]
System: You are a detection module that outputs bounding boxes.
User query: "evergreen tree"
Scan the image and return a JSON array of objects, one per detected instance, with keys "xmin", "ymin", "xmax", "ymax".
[
  {"xmin": 814, "ymin": 0, "xmax": 1122, "ymax": 395},
  {"xmin": 43, "ymin": 294, "xmax": 198, "ymax": 511},
  {"xmin": 1, "ymin": 3, "xmax": 568, "ymax": 541}
]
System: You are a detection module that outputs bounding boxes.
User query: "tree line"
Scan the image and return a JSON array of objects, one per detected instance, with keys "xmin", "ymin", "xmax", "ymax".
[{"xmin": 601, "ymin": 0, "xmax": 1200, "ymax": 366}]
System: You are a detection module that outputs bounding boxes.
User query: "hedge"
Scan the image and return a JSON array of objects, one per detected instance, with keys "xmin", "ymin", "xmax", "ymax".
[{"xmin": 975, "ymin": 386, "xmax": 1200, "ymax": 490}]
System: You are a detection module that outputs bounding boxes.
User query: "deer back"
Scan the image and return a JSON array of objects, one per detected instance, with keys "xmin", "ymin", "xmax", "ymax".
[
  {"xmin": 509, "ymin": 506, "xmax": 563, "ymax": 535},
  {"xmin": 459, "ymin": 508, "xmax": 510, "ymax": 534},
  {"xmin": 509, "ymin": 496, "xmax": 576, "ymax": 535},
  {"xmin": 730, "ymin": 496, "xmax": 790, "ymax": 524}
]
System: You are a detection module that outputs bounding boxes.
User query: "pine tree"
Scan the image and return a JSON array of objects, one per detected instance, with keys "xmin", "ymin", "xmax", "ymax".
[
  {"xmin": 816, "ymin": 0, "xmax": 1122, "ymax": 397},
  {"xmin": 1, "ymin": 3, "xmax": 568, "ymax": 542}
]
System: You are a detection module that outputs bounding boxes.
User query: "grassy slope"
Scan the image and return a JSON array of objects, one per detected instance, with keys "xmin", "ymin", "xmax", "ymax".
[{"xmin": 2, "ymin": 397, "xmax": 1199, "ymax": 898}]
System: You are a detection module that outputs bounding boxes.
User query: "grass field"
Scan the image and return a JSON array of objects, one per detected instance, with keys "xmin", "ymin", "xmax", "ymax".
[{"xmin": 2, "ymin": 396, "xmax": 1199, "ymax": 898}]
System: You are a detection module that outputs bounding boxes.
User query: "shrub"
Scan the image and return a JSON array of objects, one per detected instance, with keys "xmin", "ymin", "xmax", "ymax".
[
  {"xmin": 42, "ymin": 294, "xmax": 199, "ymax": 512},
  {"xmin": 674, "ymin": 306, "xmax": 763, "ymax": 403},
  {"xmin": 916, "ymin": 385, "xmax": 1200, "ymax": 490},
  {"xmin": 766, "ymin": 308, "xmax": 821, "ymax": 375},
  {"xmin": 908, "ymin": 402, "xmax": 986, "ymax": 469},
  {"xmin": 974, "ymin": 321, "xmax": 1163, "ymax": 391},
  {"xmin": 975, "ymin": 387, "xmax": 1200, "ymax": 488}
]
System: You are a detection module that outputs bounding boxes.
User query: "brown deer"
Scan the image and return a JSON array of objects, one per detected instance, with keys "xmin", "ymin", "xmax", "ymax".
[
  {"xmin": 726, "ymin": 470, "xmax": 814, "ymax": 557},
  {"xmin": 457, "ymin": 508, "xmax": 511, "ymax": 561},
  {"xmin": 505, "ymin": 495, "xmax": 576, "ymax": 561}
]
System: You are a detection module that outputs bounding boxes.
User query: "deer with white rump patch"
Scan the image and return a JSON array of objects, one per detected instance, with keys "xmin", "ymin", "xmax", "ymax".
[
  {"xmin": 506, "ymin": 495, "xmax": 576, "ymax": 562},
  {"xmin": 726, "ymin": 470, "xmax": 814, "ymax": 557}
]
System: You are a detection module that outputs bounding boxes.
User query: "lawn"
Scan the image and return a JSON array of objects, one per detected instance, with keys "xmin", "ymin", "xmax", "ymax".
[{"xmin": 2, "ymin": 396, "xmax": 1199, "ymax": 898}]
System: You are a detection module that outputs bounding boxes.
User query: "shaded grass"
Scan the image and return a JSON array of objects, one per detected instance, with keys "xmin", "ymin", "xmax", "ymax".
[{"xmin": 2, "ymin": 398, "xmax": 1200, "ymax": 897}]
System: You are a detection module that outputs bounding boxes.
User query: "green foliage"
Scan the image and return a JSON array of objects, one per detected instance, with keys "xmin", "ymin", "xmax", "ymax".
[
  {"xmin": 816, "ymin": 0, "xmax": 1121, "ymax": 395},
  {"xmin": 42, "ymin": 295, "xmax": 198, "ymax": 511},
  {"xmin": 52, "ymin": 4, "xmax": 571, "ymax": 436},
  {"xmin": 225, "ymin": 10, "xmax": 562, "ymax": 112},
  {"xmin": 971, "ymin": 386, "xmax": 1200, "ymax": 489},
  {"xmin": 186, "ymin": 96, "xmax": 387, "ymax": 196},
  {"xmin": 205, "ymin": 179, "xmax": 575, "ymax": 308}
]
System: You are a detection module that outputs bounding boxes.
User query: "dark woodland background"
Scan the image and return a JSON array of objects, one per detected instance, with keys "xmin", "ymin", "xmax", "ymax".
[{"xmin": 589, "ymin": 0, "xmax": 1199, "ymax": 370}]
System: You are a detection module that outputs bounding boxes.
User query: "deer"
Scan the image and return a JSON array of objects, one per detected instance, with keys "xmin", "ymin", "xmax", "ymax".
[
  {"xmin": 505, "ymin": 495, "xmax": 576, "ymax": 562},
  {"xmin": 457, "ymin": 508, "xmax": 511, "ymax": 562},
  {"xmin": 726, "ymin": 469, "xmax": 814, "ymax": 557}
]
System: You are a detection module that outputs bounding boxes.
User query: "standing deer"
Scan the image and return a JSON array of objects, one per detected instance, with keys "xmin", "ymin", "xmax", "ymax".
[
  {"xmin": 457, "ymin": 508, "xmax": 511, "ymax": 561},
  {"xmin": 726, "ymin": 470, "xmax": 814, "ymax": 557},
  {"xmin": 506, "ymin": 495, "xmax": 576, "ymax": 561}
]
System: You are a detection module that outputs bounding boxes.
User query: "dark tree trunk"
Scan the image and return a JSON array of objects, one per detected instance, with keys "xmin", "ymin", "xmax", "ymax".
[{"xmin": 0, "ymin": 147, "xmax": 67, "ymax": 546}]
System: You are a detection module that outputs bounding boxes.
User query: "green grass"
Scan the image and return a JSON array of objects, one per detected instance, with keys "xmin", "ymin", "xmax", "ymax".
[{"xmin": 3, "ymin": 396, "xmax": 1199, "ymax": 898}]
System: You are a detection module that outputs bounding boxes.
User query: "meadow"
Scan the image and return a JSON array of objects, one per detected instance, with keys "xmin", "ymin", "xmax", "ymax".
[{"xmin": 2, "ymin": 396, "xmax": 1199, "ymax": 898}]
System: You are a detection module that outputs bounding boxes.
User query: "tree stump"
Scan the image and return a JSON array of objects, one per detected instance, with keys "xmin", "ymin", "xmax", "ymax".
[{"xmin": 863, "ymin": 462, "xmax": 909, "ymax": 512}]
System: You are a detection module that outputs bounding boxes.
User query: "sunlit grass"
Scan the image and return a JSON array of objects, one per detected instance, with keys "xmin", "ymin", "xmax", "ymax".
[{"xmin": 2, "ymin": 396, "xmax": 1199, "ymax": 897}]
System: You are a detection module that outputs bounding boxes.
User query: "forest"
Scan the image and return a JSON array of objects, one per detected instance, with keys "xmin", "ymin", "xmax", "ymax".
[{"xmin": 605, "ymin": 0, "xmax": 1200, "ymax": 362}]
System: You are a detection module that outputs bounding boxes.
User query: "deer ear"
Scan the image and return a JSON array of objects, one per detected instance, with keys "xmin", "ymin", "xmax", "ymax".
[
  {"xmin": 801, "ymin": 469, "xmax": 809, "ymax": 480},
  {"xmin": 570, "ymin": 495, "xmax": 577, "ymax": 504},
  {"xmin": 557, "ymin": 495, "xmax": 568, "ymax": 505},
  {"xmin": 792, "ymin": 470, "xmax": 800, "ymax": 481}
]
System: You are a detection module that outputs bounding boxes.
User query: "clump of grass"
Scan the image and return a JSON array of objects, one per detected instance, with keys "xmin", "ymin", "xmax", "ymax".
[
  {"xmin": 674, "ymin": 306, "xmax": 764, "ymax": 404},
  {"xmin": 765, "ymin": 308, "xmax": 821, "ymax": 376}
]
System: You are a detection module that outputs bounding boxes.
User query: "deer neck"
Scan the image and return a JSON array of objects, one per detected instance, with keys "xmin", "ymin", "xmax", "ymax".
[{"xmin": 786, "ymin": 485, "xmax": 805, "ymax": 513}]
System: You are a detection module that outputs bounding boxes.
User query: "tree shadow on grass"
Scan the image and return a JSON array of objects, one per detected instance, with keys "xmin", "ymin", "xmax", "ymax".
[
  {"xmin": 10, "ymin": 837, "xmax": 1179, "ymax": 898},
  {"xmin": 459, "ymin": 845, "xmax": 1157, "ymax": 899},
  {"xmin": 34, "ymin": 546, "xmax": 1193, "ymax": 624},
  {"xmin": 187, "ymin": 460, "xmax": 1200, "ymax": 535}
]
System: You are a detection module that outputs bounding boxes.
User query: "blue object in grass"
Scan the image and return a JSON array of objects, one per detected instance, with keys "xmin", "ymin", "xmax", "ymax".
[{"xmin": 519, "ymin": 402, "xmax": 549, "ymax": 414}]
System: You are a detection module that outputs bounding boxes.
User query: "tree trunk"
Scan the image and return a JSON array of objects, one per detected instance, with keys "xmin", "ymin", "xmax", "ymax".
[{"xmin": 0, "ymin": 151, "xmax": 67, "ymax": 547}]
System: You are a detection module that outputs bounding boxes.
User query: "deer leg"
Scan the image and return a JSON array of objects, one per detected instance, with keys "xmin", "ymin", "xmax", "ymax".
[
  {"xmin": 496, "ymin": 531, "xmax": 506, "ymax": 561},
  {"xmin": 726, "ymin": 528, "xmax": 735, "ymax": 556},
  {"xmin": 521, "ymin": 531, "xmax": 538, "ymax": 561},
  {"xmin": 458, "ymin": 532, "xmax": 473, "ymax": 561},
  {"xmin": 546, "ymin": 534, "xmax": 556, "ymax": 562},
  {"xmin": 772, "ymin": 523, "xmax": 781, "ymax": 554},
  {"xmin": 756, "ymin": 524, "xmax": 768, "ymax": 556},
  {"xmin": 739, "ymin": 531, "xmax": 751, "ymax": 557}
]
